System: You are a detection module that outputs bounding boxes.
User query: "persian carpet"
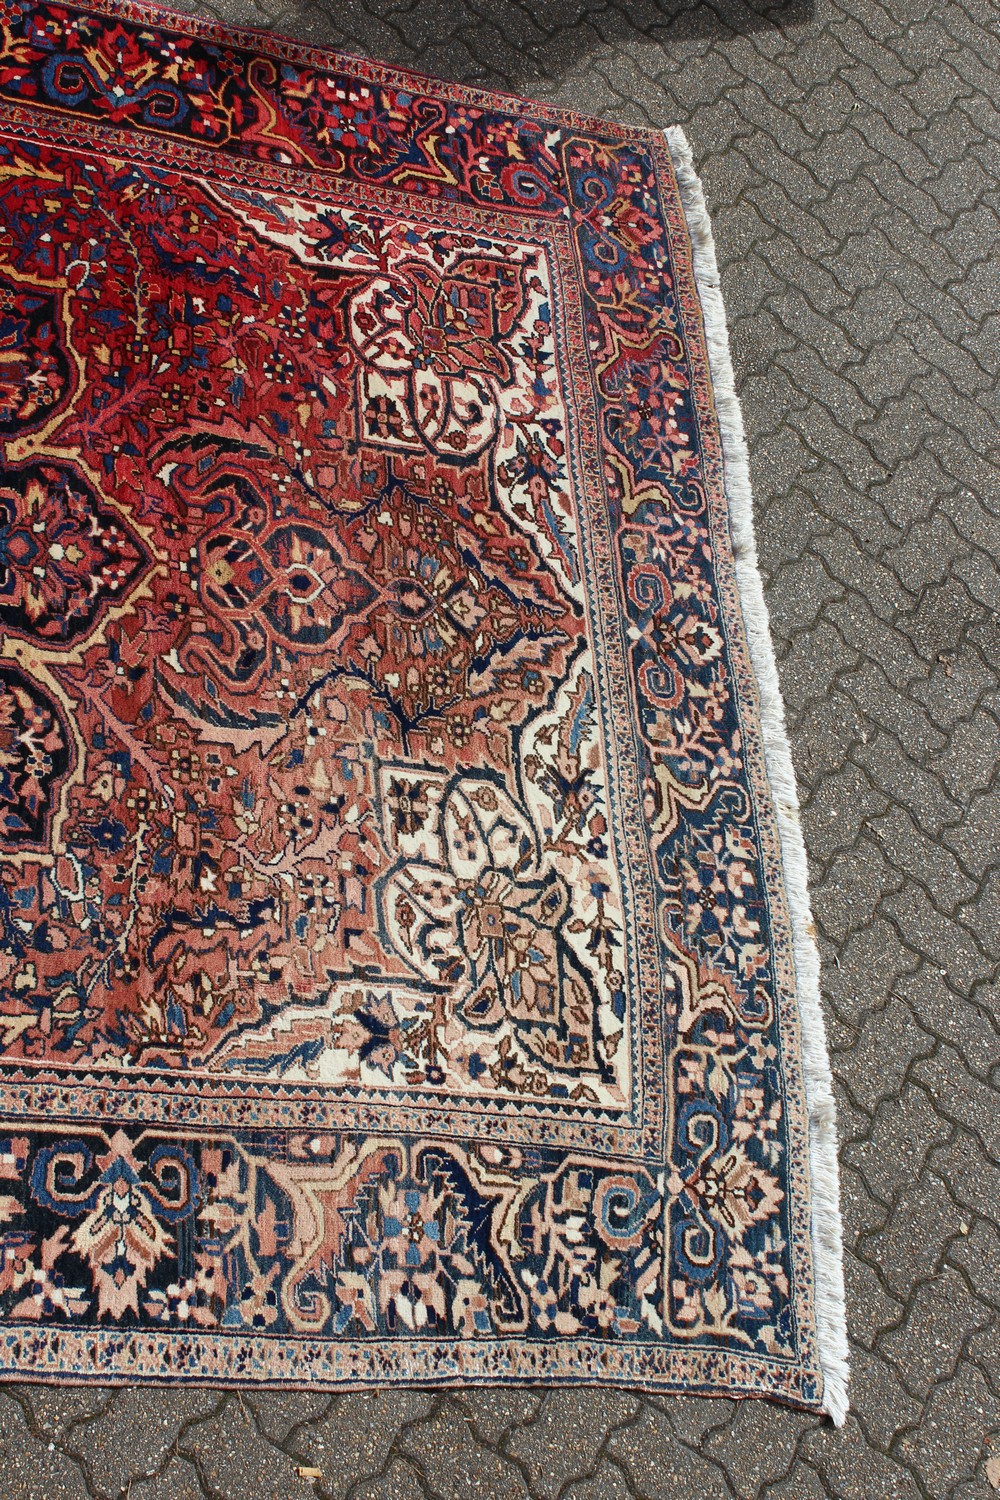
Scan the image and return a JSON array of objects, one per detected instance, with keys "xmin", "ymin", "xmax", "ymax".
[{"xmin": 0, "ymin": 0, "xmax": 848, "ymax": 1418}]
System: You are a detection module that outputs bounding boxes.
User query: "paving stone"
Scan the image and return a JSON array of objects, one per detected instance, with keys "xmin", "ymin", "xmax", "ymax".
[
  {"xmin": 878, "ymin": 1268, "xmax": 994, "ymax": 1400},
  {"xmin": 398, "ymin": 1404, "xmax": 530, "ymax": 1499},
  {"xmin": 944, "ymin": 781, "xmax": 1000, "ymax": 880},
  {"xmin": 822, "ymin": 917, "xmax": 919, "ymax": 1031},
  {"xmin": 791, "ymin": 687, "xmax": 869, "ymax": 780},
  {"xmin": 561, "ymin": 1460, "xmax": 636, "ymax": 1500},
  {"xmin": 777, "ymin": 623, "xmax": 860, "ymax": 715},
  {"xmin": 243, "ymin": 1391, "xmax": 333, "ymax": 1445},
  {"xmin": 932, "ymin": 1131, "xmax": 1000, "ymax": 1228},
  {"xmin": 915, "ymin": 1046, "xmax": 1000, "ymax": 1159},
  {"xmin": 872, "ymin": 453, "xmax": 950, "ymax": 531},
  {"xmin": 896, "ymin": 1360, "xmax": 1000, "ymax": 1498},
  {"xmin": 953, "ymin": 546, "xmax": 1000, "ymax": 615},
  {"xmin": 967, "ymin": 1325, "xmax": 1000, "ymax": 1387},
  {"xmin": 17, "ymin": 1386, "xmax": 117, "ymax": 1442},
  {"xmin": 951, "ymin": 1467, "xmax": 1000, "ymax": 1500},
  {"xmin": 907, "ymin": 575, "xmax": 984, "ymax": 665},
  {"xmin": 873, "ymin": 804, "xmax": 980, "ymax": 914},
  {"xmin": 845, "ymin": 1346, "xmax": 922, "ymax": 1451},
  {"xmin": 351, "ymin": 1457, "xmax": 431, "ymax": 1500},
  {"xmin": 641, "ymin": 1393, "xmax": 737, "ymax": 1447},
  {"xmin": 702, "ymin": 1399, "xmax": 817, "ymax": 1495},
  {"xmin": 947, "ymin": 1218, "xmax": 1000, "ymax": 1310},
  {"xmin": 961, "ymin": 870, "xmax": 1000, "ymax": 958},
  {"xmin": 290, "ymin": 1393, "xmax": 436, "ymax": 1498},
  {"xmin": 842, "ymin": 1247, "xmax": 906, "ymax": 1350},
  {"xmin": 760, "ymin": 1461, "xmax": 829, "ymax": 1500},
  {"xmin": 800, "ymin": 759, "xmax": 889, "ymax": 863},
  {"xmin": 913, "ymin": 640, "xmax": 1000, "ymax": 732},
  {"xmin": 852, "ymin": 737, "xmax": 963, "ymax": 842},
  {"xmin": 860, "ymin": 1173, "xmax": 963, "ymax": 1300},
  {"xmin": 0, "ymin": 1391, "xmax": 91, "ymax": 1500},
  {"xmin": 844, "ymin": 1081, "xmax": 951, "ymax": 1204},
  {"xmin": 506, "ymin": 1389, "xmax": 639, "ymax": 1498},
  {"xmin": 768, "ymin": 552, "xmax": 845, "ymax": 638},
  {"xmin": 834, "ymin": 994, "xmax": 934, "ymax": 1110},
  {"xmin": 897, "ymin": 968, "xmax": 1000, "ymax": 1080},
  {"xmin": 128, "ymin": 1456, "xmax": 209, "ymax": 1500},
  {"xmin": 449, "ymin": 1391, "xmax": 544, "ymax": 1446},
  {"xmin": 800, "ymin": 1416, "xmax": 921, "ymax": 1500},
  {"xmin": 839, "ymin": 660, "xmax": 947, "ymax": 756},
  {"xmin": 881, "ymin": 884, "xmax": 995, "ymax": 994},
  {"xmin": 66, "ymin": 1389, "xmax": 222, "ymax": 1500},
  {"xmin": 893, "ymin": 510, "xmax": 977, "ymax": 597},
  {"xmin": 813, "ymin": 530, "xmax": 913, "ymax": 618},
  {"xmin": 180, "ymin": 1400, "xmax": 321, "ymax": 1500},
  {"xmin": 605, "ymin": 1403, "xmax": 734, "ymax": 1498},
  {"xmin": 839, "ymin": 1156, "xmax": 891, "ymax": 1240}
]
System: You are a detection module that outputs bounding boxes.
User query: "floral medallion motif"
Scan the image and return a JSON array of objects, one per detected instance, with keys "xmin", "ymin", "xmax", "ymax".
[
  {"xmin": 0, "ymin": 663, "xmax": 72, "ymax": 846},
  {"xmin": 0, "ymin": 460, "xmax": 149, "ymax": 645},
  {"xmin": 0, "ymin": 275, "xmax": 72, "ymax": 435}
]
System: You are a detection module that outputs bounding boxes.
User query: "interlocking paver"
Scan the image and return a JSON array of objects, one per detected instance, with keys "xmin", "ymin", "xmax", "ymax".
[
  {"xmin": 450, "ymin": 1390, "xmax": 544, "ymax": 1446},
  {"xmin": 917, "ymin": 1046, "xmax": 1000, "ymax": 1158},
  {"xmin": 349, "ymin": 1457, "xmax": 431, "ymax": 1499},
  {"xmin": 560, "ymin": 1461, "xmax": 635, "ymax": 1500},
  {"xmin": 800, "ymin": 1416, "xmax": 923, "ymax": 1500},
  {"xmin": 834, "ymin": 1254, "xmax": 900, "ymax": 1353},
  {"xmin": 288, "ymin": 1391, "xmax": 436, "ymax": 1499},
  {"xmin": 949, "ymin": 1218, "xmax": 1000, "ymax": 1309},
  {"xmin": 861, "ymin": 1174, "xmax": 963, "ymax": 1298},
  {"xmin": 242, "ymin": 1391, "xmax": 333, "ymax": 1446},
  {"xmin": 895, "ymin": 1361, "xmax": 1000, "ymax": 1498},
  {"xmin": 604, "ymin": 1402, "xmax": 736, "ymax": 1499},
  {"xmin": 966, "ymin": 1325, "xmax": 999, "ymax": 1389},
  {"xmin": 878, "ymin": 1268, "xmax": 994, "ymax": 1400},
  {"xmin": 933, "ymin": 1132, "xmax": 1000, "ymax": 1227},
  {"xmin": 504, "ymin": 1390, "xmax": 639, "ymax": 1499},
  {"xmin": 5, "ymin": 0, "xmax": 998, "ymax": 1491},
  {"xmin": 0, "ymin": 1391, "xmax": 92, "ymax": 1500},
  {"xmin": 179, "ymin": 1399, "xmax": 319, "ymax": 1500},
  {"xmin": 63, "ymin": 1389, "xmax": 222, "ymax": 1500},
  {"xmin": 835, "ymin": 993, "xmax": 934, "ymax": 1107},
  {"xmin": 128, "ymin": 1458, "xmax": 209, "ymax": 1500},
  {"xmin": 842, "ymin": 1345, "xmax": 922, "ymax": 1450},
  {"xmin": 397, "ymin": 1402, "xmax": 530, "ymax": 1499},
  {"xmin": 641, "ymin": 1391, "xmax": 737, "ymax": 1447},
  {"xmin": 846, "ymin": 1079, "xmax": 950, "ymax": 1201},
  {"xmin": 16, "ymin": 1386, "xmax": 116, "ymax": 1443},
  {"xmin": 701, "ymin": 1400, "xmax": 815, "ymax": 1497},
  {"xmin": 759, "ymin": 1461, "xmax": 830, "ymax": 1500}
]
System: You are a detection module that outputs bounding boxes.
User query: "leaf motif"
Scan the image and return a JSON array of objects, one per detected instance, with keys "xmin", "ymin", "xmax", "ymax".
[{"xmin": 71, "ymin": 1179, "xmax": 173, "ymax": 1321}]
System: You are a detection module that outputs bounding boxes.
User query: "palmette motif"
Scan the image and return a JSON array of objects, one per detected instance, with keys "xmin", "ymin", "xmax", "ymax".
[{"xmin": 0, "ymin": 0, "xmax": 825, "ymax": 1409}]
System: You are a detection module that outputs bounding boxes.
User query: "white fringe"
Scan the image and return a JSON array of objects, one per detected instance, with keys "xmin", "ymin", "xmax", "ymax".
[{"xmin": 663, "ymin": 126, "xmax": 850, "ymax": 1425}]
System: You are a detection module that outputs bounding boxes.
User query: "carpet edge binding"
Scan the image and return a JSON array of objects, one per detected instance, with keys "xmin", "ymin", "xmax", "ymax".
[{"xmin": 663, "ymin": 125, "xmax": 850, "ymax": 1426}]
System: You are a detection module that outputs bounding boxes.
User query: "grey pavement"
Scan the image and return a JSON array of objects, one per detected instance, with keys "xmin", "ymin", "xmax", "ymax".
[{"xmin": 2, "ymin": 0, "xmax": 999, "ymax": 1493}]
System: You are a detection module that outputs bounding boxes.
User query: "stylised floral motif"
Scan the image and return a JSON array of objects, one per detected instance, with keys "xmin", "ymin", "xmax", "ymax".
[
  {"xmin": 334, "ymin": 1148, "xmax": 504, "ymax": 1333},
  {"xmin": 350, "ymin": 253, "xmax": 531, "ymax": 456},
  {"xmin": 0, "ymin": 461, "xmax": 149, "ymax": 645},
  {"xmin": 385, "ymin": 776, "xmax": 431, "ymax": 837},
  {"xmin": 0, "ymin": 663, "xmax": 71, "ymax": 845},
  {"xmin": 376, "ymin": 760, "xmax": 624, "ymax": 1100},
  {"xmin": 22, "ymin": 1130, "xmax": 198, "ymax": 1321},
  {"xmin": 0, "ymin": 275, "xmax": 72, "ymax": 434},
  {"xmin": 0, "ymin": 0, "xmax": 826, "ymax": 1415}
]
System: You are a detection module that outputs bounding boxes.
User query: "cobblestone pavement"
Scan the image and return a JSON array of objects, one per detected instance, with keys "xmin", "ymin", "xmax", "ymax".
[{"xmin": 2, "ymin": 0, "xmax": 998, "ymax": 1493}]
